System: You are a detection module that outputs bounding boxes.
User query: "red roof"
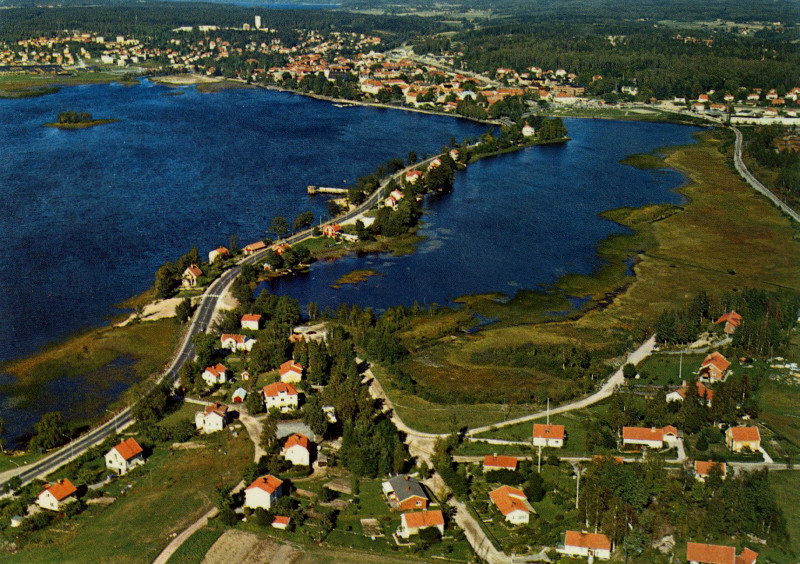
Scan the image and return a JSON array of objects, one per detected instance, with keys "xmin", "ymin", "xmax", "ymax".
[
  {"xmin": 204, "ymin": 402, "xmax": 228, "ymax": 417},
  {"xmin": 113, "ymin": 437, "xmax": 143, "ymax": 461},
  {"xmin": 221, "ymin": 333, "xmax": 245, "ymax": 344},
  {"xmin": 272, "ymin": 515, "xmax": 291, "ymax": 526},
  {"xmin": 623, "ymin": 426, "xmax": 664, "ymax": 442},
  {"xmin": 715, "ymin": 311, "xmax": 742, "ymax": 328},
  {"xmin": 695, "ymin": 460, "xmax": 726, "ymax": 477},
  {"xmin": 284, "ymin": 433, "xmax": 309, "ymax": 451},
  {"xmin": 185, "ymin": 264, "xmax": 202, "ymax": 277},
  {"xmin": 403, "ymin": 509, "xmax": 444, "ymax": 529},
  {"xmin": 686, "ymin": 542, "xmax": 736, "ymax": 564},
  {"xmin": 564, "ymin": 530, "xmax": 612, "ymax": 551},
  {"xmin": 204, "ymin": 363, "xmax": 227, "ymax": 377},
  {"xmin": 533, "ymin": 424, "xmax": 565, "ymax": 440},
  {"xmin": 483, "ymin": 455, "xmax": 518, "ymax": 470},
  {"xmin": 246, "ymin": 474, "xmax": 283, "ymax": 494},
  {"xmin": 241, "ymin": 313, "xmax": 262, "ymax": 323},
  {"xmin": 44, "ymin": 479, "xmax": 77, "ymax": 501},
  {"xmin": 702, "ymin": 352, "xmax": 731, "ymax": 373},
  {"xmin": 244, "ymin": 240, "xmax": 267, "ymax": 252},
  {"xmin": 279, "ymin": 360, "xmax": 303, "ymax": 376},
  {"xmin": 727, "ymin": 426, "xmax": 760, "ymax": 442},
  {"xmin": 736, "ymin": 548, "xmax": 759, "ymax": 564},
  {"xmin": 489, "ymin": 485, "xmax": 529, "ymax": 516},
  {"xmin": 213, "ymin": 246, "xmax": 229, "ymax": 255},
  {"xmin": 262, "ymin": 382, "xmax": 298, "ymax": 397}
]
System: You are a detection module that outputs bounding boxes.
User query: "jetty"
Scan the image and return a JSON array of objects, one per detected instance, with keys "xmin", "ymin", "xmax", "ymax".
[{"xmin": 307, "ymin": 185, "xmax": 348, "ymax": 195}]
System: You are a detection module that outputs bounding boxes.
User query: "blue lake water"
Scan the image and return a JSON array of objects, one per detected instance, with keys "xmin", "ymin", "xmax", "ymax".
[{"xmin": 0, "ymin": 79, "xmax": 698, "ymax": 444}]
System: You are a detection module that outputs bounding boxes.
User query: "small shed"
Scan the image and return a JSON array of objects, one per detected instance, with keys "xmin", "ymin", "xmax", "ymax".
[{"xmin": 232, "ymin": 388, "xmax": 247, "ymax": 403}]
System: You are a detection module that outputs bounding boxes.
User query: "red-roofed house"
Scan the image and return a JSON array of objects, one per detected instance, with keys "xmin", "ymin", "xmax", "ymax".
[
  {"xmin": 737, "ymin": 548, "xmax": 759, "ymax": 564},
  {"xmin": 279, "ymin": 360, "xmax": 303, "ymax": 383},
  {"xmin": 398, "ymin": 509, "xmax": 445, "ymax": 539},
  {"xmin": 37, "ymin": 479, "xmax": 78, "ymax": 512},
  {"xmin": 195, "ymin": 402, "xmax": 228, "ymax": 433},
  {"xmin": 715, "ymin": 311, "xmax": 742, "ymax": 334},
  {"xmin": 483, "ymin": 455, "xmax": 518, "ymax": 472},
  {"xmin": 262, "ymin": 382, "xmax": 299, "ymax": 412},
  {"xmin": 241, "ymin": 313, "xmax": 262, "ymax": 331},
  {"xmin": 405, "ymin": 170, "xmax": 422, "ymax": 184},
  {"xmin": 489, "ymin": 485, "xmax": 533, "ymax": 525},
  {"xmin": 244, "ymin": 240, "xmax": 267, "ymax": 255},
  {"xmin": 208, "ymin": 246, "xmax": 229, "ymax": 263},
  {"xmin": 694, "ymin": 460, "xmax": 727, "ymax": 481},
  {"xmin": 202, "ymin": 363, "xmax": 228, "ymax": 386},
  {"xmin": 220, "ymin": 333, "xmax": 256, "ymax": 353},
  {"xmin": 182, "ymin": 264, "xmax": 203, "ymax": 288},
  {"xmin": 322, "ymin": 224, "xmax": 342, "ymax": 238},
  {"xmin": 725, "ymin": 426, "xmax": 761, "ymax": 452},
  {"xmin": 105, "ymin": 438, "xmax": 145, "ymax": 475},
  {"xmin": 699, "ymin": 352, "xmax": 731, "ymax": 382},
  {"xmin": 622, "ymin": 426, "xmax": 678, "ymax": 449},
  {"xmin": 558, "ymin": 530, "xmax": 612, "ymax": 560},
  {"xmin": 273, "ymin": 243, "xmax": 291, "ymax": 255},
  {"xmin": 244, "ymin": 475, "xmax": 283, "ymax": 510},
  {"xmin": 532, "ymin": 424, "xmax": 565, "ymax": 448},
  {"xmin": 686, "ymin": 542, "xmax": 736, "ymax": 564},
  {"xmin": 272, "ymin": 515, "xmax": 291, "ymax": 530},
  {"xmin": 281, "ymin": 433, "xmax": 311, "ymax": 466},
  {"xmin": 667, "ymin": 380, "xmax": 714, "ymax": 406}
]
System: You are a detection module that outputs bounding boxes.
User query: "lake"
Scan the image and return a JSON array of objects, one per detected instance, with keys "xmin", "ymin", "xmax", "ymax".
[{"xmin": 0, "ymin": 80, "xmax": 698, "ymax": 443}]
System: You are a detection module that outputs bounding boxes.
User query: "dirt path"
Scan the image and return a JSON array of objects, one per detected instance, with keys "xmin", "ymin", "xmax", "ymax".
[
  {"xmin": 202, "ymin": 530, "xmax": 303, "ymax": 564},
  {"xmin": 152, "ymin": 507, "xmax": 218, "ymax": 564}
]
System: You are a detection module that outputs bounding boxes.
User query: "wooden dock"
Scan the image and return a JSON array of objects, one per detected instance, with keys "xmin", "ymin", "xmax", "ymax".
[{"xmin": 307, "ymin": 185, "xmax": 349, "ymax": 195}]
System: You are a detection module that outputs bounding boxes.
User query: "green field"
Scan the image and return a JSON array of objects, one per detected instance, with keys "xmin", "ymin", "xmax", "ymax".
[
  {"xmin": 166, "ymin": 527, "xmax": 225, "ymax": 564},
  {"xmin": 635, "ymin": 352, "xmax": 708, "ymax": 386},
  {"xmin": 7, "ymin": 431, "xmax": 252, "ymax": 563}
]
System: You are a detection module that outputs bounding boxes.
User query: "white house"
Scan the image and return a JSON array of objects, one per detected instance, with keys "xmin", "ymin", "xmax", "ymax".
[
  {"xmin": 281, "ymin": 433, "xmax": 311, "ymax": 466},
  {"xmin": 279, "ymin": 360, "xmax": 303, "ymax": 383},
  {"xmin": 182, "ymin": 264, "xmax": 202, "ymax": 288},
  {"xmin": 220, "ymin": 334, "xmax": 256, "ymax": 353},
  {"xmin": 104, "ymin": 437, "xmax": 145, "ymax": 475},
  {"xmin": 202, "ymin": 363, "xmax": 227, "ymax": 386},
  {"xmin": 37, "ymin": 479, "xmax": 78, "ymax": 512},
  {"xmin": 241, "ymin": 313, "xmax": 262, "ymax": 331},
  {"xmin": 208, "ymin": 246, "xmax": 229, "ymax": 263},
  {"xmin": 244, "ymin": 474, "xmax": 283, "ymax": 510},
  {"xmin": 532, "ymin": 424, "xmax": 565, "ymax": 448},
  {"xmin": 195, "ymin": 402, "xmax": 228, "ymax": 433},
  {"xmin": 522, "ymin": 123, "xmax": 535, "ymax": 137},
  {"xmin": 262, "ymin": 382, "xmax": 299, "ymax": 413},
  {"xmin": 398, "ymin": 509, "xmax": 445, "ymax": 539},
  {"xmin": 272, "ymin": 515, "xmax": 291, "ymax": 530},
  {"xmin": 622, "ymin": 426, "xmax": 679, "ymax": 449},
  {"xmin": 558, "ymin": 530, "xmax": 612, "ymax": 560},
  {"xmin": 489, "ymin": 485, "xmax": 533, "ymax": 525}
]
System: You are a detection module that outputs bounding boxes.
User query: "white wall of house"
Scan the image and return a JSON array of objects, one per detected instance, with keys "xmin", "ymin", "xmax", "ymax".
[
  {"xmin": 105, "ymin": 450, "xmax": 144, "ymax": 475},
  {"xmin": 195, "ymin": 411, "xmax": 225, "ymax": 433},
  {"xmin": 283, "ymin": 445, "xmax": 310, "ymax": 466},
  {"xmin": 244, "ymin": 487, "xmax": 281, "ymax": 510},
  {"xmin": 505, "ymin": 509, "xmax": 530, "ymax": 525}
]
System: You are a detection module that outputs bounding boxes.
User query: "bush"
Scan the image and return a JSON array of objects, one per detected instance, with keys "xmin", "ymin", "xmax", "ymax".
[{"xmin": 218, "ymin": 507, "xmax": 238, "ymax": 526}]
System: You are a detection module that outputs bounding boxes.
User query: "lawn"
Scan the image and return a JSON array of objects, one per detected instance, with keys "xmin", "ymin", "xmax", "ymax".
[
  {"xmin": 6, "ymin": 431, "xmax": 253, "ymax": 563},
  {"xmin": 0, "ymin": 452, "xmax": 46, "ymax": 475},
  {"xmin": 635, "ymin": 352, "xmax": 708, "ymax": 386},
  {"xmin": 764, "ymin": 470, "xmax": 800, "ymax": 563},
  {"xmin": 166, "ymin": 527, "xmax": 225, "ymax": 564}
]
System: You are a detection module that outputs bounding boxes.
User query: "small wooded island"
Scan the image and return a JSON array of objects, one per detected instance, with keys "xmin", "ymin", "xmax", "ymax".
[{"xmin": 44, "ymin": 110, "xmax": 119, "ymax": 128}]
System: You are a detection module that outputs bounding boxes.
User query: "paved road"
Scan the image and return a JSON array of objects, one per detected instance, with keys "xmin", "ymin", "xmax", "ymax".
[
  {"xmin": 0, "ymin": 155, "xmax": 435, "ymax": 492},
  {"xmin": 731, "ymin": 126, "xmax": 800, "ymax": 224}
]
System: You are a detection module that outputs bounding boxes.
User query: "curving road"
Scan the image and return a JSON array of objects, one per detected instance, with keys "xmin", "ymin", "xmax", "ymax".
[
  {"xmin": 0, "ymin": 156, "xmax": 435, "ymax": 491},
  {"xmin": 731, "ymin": 126, "xmax": 800, "ymax": 224}
]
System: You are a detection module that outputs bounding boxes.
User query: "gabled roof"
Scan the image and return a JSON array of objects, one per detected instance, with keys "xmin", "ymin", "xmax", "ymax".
[
  {"xmin": 221, "ymin": 333, "xmax": 246, "ymax": 344},
  {"xmin": 273, "ymin": 515, "xmax": 291, "ymax": 526},
  {"xmin": 702, "ymin": 352, "xmax": 731, "ymax": 373},
  {"xmin": 213, "ymin": 246, "xmax": 229, "ymax": 255},
  {"xmin": 686, "ymin": 542, "xmax": 736, "ymax": 564},
  {"xmin": 727, "ymin": 426, "xmax": 760, "ymax": 442},
  {"xmin": 113, "ymin": 437, "xmax": 143, "ymax": 461},
  {"xmin": 284, "ymin": 433, "xmax": 310, "ymax": 451},
  {"xmin": 483, "ymin": 455, "xmax": 518, "ymax": 470},
  {"xmin": 241, "ymin": 313, "xmax": 262, "ymax": 323},
  {"xmin": 489, "ymin": 485, "xmax": 529, "ymax": 516},
  {"xmin": 403, "ymin": 509, "xmax": 444, "ymax": 529},
  {"xmin": 43, "ymin": 479, "xmax": 77, "ymax": 501},
  {"xmin": 736, "ymin": 548, "xmax": 759, "ymax": 564},
  {"xmin": 695, "ymin": 460, "xmax": 727, "ymax": 477},
  {"xmin": 246, "ymin": 474, "xmax": 283, "ymax": 494},
  {"xmin": 387, "ymin": 475, "xmax": 427, "ymax": 502},
  {"xmin": 715, "ymin": 311, "xmax": 742, "ymax": 327},
  {"xmin": 262, "ymin": 382, "xmax": 298, "ymax": 397},
  {"xmin": 279, "ymin": 360, "xmax": 303, "ymax": 375},
  {"xmin": 204, "ymin": 363, "xmax": 227, "ymax": 376},
  {"xmin": 533, "ymin": 424, "xmax": 565, "ymax": 440},
  {"xmin": 244, "ymin": 240, "xmax": 266, "ymax": 252},
  {"xmin": 623, "ymin": 426, "xmax": 664, "ymax": 442},
  {"xmin": 564, "ymin": 530, "xmax": 612, "ymax": 551},
  {"xmin": 204, "ymin": 402, "xmax": 228, "ymax": 417},
  {"xmin": 184, "ymin": 264, "xmax": 202, "ymax": 277}
]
